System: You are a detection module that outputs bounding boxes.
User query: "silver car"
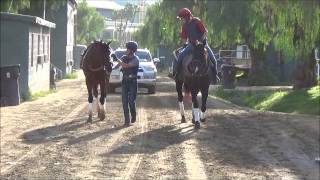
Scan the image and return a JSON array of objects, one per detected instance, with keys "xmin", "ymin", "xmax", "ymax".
[{"xmin": 109, "ymin": 48, "xmax": 160, "ymax": 94}]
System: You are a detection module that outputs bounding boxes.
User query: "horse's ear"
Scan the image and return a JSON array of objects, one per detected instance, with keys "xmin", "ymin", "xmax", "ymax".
[{"xmin": 106, "ymin": 41, "xmax": 112, "ymax": 46}]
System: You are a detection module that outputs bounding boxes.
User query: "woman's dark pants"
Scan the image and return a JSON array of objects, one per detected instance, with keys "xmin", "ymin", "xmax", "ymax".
[{"xmin": 121, "ymin": 78, "xmax": 137, "ymax": 124}]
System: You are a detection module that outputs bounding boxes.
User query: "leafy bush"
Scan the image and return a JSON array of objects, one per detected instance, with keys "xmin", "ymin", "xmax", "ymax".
[
  {"xmin": 211, "ymin": 85, "xmax": 320, "ymax": 115},
  {"xmin": 64, "ymin": 72, "xmax": 78, "ymax": 79}
]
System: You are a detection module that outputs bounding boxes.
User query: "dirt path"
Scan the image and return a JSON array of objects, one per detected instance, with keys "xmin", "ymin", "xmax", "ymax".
[{"xmin": 1, "ymin": 72, "xmax": 319, "ymax": 179}]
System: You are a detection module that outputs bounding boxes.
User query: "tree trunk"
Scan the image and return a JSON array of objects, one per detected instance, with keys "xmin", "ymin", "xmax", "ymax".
[
  {"xmin": 278, "ymin": 51, "xmax": 285, "ymax": 82},
  {"xmin": 293, "ymin": 49, "xmax": 317, "ymax": 89},
  {"xmin": 248, "ymin": 45, "xmax": 266, "ymax": 85}
]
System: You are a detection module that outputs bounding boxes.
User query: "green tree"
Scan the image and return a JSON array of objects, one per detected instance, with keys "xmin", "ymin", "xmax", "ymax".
[
  {"xmin": 76, "ymin": 1, "xmax": 105, "ymax": 45},
  {"xmin": 0, "ymin": 0, "xmax": 29, "ymax": 13},
  {"xmin": 25, "ymin": 0, "xmax": 66, "ymax": 19},
  {"xmin": 135, "ymin": 0, "xmax": 195, "ymax": 52},
  {"xmin": 136, "ymin": 0, "xmax": 320, "ymax": 88},
  {"xmin": 113, "ymin": 3, "xmax": 139, "ymax": 46},
  {"xmin": 0, "ymin": 0, "xmax": 65, "ymax": 19},
  {"xmin": 270, "ymin": 0, "xmax": 320, "ymax": 88}
]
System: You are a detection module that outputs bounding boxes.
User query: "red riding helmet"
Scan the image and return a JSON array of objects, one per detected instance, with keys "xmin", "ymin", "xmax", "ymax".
[{"xmin": 177, "ymin": 8, "xmax": 192, "ymax": 19}]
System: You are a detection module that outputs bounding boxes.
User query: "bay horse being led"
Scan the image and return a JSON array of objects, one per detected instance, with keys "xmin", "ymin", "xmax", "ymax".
[
  {"xmin": 81, "ymin": 40, "xmax": 112, "ymax": 123},
  {"xmin": 174, "ymin": 40, "xmax": 217, "ymax": 129}
]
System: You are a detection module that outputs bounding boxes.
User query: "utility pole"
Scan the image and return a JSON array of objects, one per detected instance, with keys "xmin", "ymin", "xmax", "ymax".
[{"xmin": 43, "ymin": 0, "xmax": 46, "ymax": 19}]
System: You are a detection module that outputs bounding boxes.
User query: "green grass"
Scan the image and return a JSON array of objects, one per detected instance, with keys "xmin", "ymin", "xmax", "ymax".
[
  {"xmin": 20, "ymin": 89, "xmax": 57, "ymax": 101},
  {"xmin": 212, "ymin": 85, "xmax": 320, "ymax": 115},
  {"xmin": 64, "ymin": 72, "xmax": 78, "ymax": 79},
  {"xmin": 30, "ymin": 89, "xmax": 57, "ymax": 101}
]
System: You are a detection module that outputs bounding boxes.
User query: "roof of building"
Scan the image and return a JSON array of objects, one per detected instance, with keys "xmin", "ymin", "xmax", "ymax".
[
  {"xmin": 86, "ymin": 0, "xmax": 124, "ymax": 10},
  {"xmin": 0, "ymin": 12, "xmax": 56, "ymax": 28}
]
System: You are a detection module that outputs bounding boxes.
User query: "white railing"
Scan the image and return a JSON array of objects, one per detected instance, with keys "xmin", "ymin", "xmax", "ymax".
[
  {"xmin": 217, "ymin": 49, "xmax": 252, "ymax": 69},
  {"xmin": 218, "ymin": 49, "xmax": 251, "ymax": 60}
]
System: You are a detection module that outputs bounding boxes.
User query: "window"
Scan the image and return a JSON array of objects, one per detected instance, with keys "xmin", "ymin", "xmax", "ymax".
[
  {"xmin": 136, "ymin": 51, "xmax": 152, "ymax": 62},
  {"xmin": 31, "ymin": 34, "xmax": 34, "ymax": 66},
  {"xmin": 43, "ymin": 35, "xmax": 47, "ymax": 62},
  {"xmin": 38, "ymin": 34, "xmax": 41, "ymax": 57},
  {"xmin": 47, "ymin": 36, "xmax": 50, "ymax": 59},
  {"xmin": 115, "ymin": 50, "xmax": 152, "ymax": 62}
]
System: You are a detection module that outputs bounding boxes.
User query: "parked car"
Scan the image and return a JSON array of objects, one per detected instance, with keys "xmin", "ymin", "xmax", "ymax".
[{"xmin": 109, "ymin": 48, "xmax": 160, "ymax": 94}]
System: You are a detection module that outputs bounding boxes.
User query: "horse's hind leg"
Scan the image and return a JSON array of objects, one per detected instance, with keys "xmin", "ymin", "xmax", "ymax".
[
  {"xmin": 86, "ymin": 78, "xmax": 93, "ymax": 123},
  {"xmin": 176, "ymin": 80, "xmax": 185, "ymax": 123},
  {"xmin": 93, "ymin": 83, "xmax": 99, "ymax": 115},
  {"xmin": 200, "ymin": 85, "xmax": 209, "ymax": 122}
]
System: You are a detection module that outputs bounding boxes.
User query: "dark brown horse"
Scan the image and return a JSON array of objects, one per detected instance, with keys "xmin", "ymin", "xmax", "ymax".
[
  {"xmin": 81, "ymin": 40, "xmax": 112, "ymax": 123},
  {"xmin": 174, "ymin": 41, "xmax": 215, "ymax": 129}
]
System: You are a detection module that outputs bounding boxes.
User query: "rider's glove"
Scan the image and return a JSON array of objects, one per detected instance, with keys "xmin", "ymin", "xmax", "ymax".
[{"xmin": 182, "ymin": 43, "xmax": 188, "ymax": 48}]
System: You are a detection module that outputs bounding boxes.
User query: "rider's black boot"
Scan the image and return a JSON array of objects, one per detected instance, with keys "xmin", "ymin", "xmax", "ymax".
[
  {"xmin": 174, "ymin": 59, "xmax": 183, "ymax": 79},
  {"xmin": 211, "ymin": 66, "xmax": 217, "ymax": 84}
]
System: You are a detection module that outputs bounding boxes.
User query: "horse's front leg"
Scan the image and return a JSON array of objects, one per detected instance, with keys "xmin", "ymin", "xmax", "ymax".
[
  {"xmin": 86, "ymin": 77, "xmax": 93, "ymax": 123},
  {"xmin": 200, "ymin": 85, "xmax": 209, "ymax": 122},
  {"xmin": 191, "ymin": 89, "xmax": 201, "ymax": 129},
  {"xmin": 105, "ymin": 72, "xmax": 110, "ymax": 111},
  {"xmin": 93, "ymin": 83, "xmax": 100, "ymax": 116},
  {"xmin": 176, "ymin": 80, "xmax": 186, "ymax": 123}
]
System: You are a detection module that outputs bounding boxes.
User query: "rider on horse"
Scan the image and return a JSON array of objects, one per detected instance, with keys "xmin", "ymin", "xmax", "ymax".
[
  {"xmin": 173, "ymin": 8, "xmax": 217, "ymax": 80},
  {"xmin": 111, "ymin": 41, "xmax": 140, "ymax": 126}
]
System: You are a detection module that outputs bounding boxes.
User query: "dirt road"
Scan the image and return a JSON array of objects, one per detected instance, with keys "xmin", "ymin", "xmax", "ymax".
[{"xmin": 1, "ymin": 72, "xmax": 319, "ymax": 179}]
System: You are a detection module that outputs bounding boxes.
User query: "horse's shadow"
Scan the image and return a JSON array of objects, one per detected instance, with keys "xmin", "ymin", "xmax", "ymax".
[
  {"xmin": 21, "ymin": 118, "xmax": 86, "ymax": 144},
  {"xmin": 66, "ymin": 123, "xmax": 127, "ymax": 145},
  {"xmin": 20, "ymin": 117, "xmax": 126, "ymax": 145},
  {"xmin": 101, "ymin": 124, "xmax": 197, "ymax": 156}
]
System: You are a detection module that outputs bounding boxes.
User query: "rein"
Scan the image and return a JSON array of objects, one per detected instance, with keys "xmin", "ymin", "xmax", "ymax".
[{"xmin": 88, "ymin": 65, "xmax": 104, "ymax": 72}]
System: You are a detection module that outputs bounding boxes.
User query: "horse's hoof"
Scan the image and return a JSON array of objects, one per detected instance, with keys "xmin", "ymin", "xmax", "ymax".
[
  {"xmin": 99, "ymin": 113, "xmax": 105, "ymax": 121},
  {"xmin": 87, "ymin": 114, "xmax": 93, "ymax": 123},
  {"xmin": 97, "ymin": 109, "xmax": 105, "ymax": 121},
  {"xmin": 181, "ymin": 116, "xmax": 186, "ymax": 123},
  {"xmin": 200, "ymin": 118, "xmax": 206, "ymax": 122},
  {"xmin": 195, "ymin": 121, "xmax": 200, "ymax": 129}
]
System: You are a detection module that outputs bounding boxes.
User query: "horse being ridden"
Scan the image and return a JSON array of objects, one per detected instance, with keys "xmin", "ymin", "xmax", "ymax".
[
  {"xmin": 178, "ymin": 40, "xmax": 216, "ymax": 129},
  {"xmin": 81, "ymin": 40, "xmax": 112, "ymax": 123}
]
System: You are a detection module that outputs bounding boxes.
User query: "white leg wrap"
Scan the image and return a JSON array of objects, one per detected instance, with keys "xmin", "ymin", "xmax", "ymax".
[
  {"xmin": 192, "ymin": 104, "xmax": 194, "ymax": 116},
  {"xmin": 88, "ymin": 103, "xmax": 93, "ymax": 115},
  {"xmin": 96, "ymin": 98, "xmax": 100, "ymax": 112},
  {"xmin": 179, "ymin": 101, "xmax": 185, "ymax": 116},
  {"xmin": 104, "ymin": 99, "xmax": 107, "ymax": 111},
  {"xmin": 193, "ymin": 108, "xmax": 200, "ymax": 122},
  {"xmin": 200, "ymin": 111, "xmax": 205, "ymax": 119}
]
